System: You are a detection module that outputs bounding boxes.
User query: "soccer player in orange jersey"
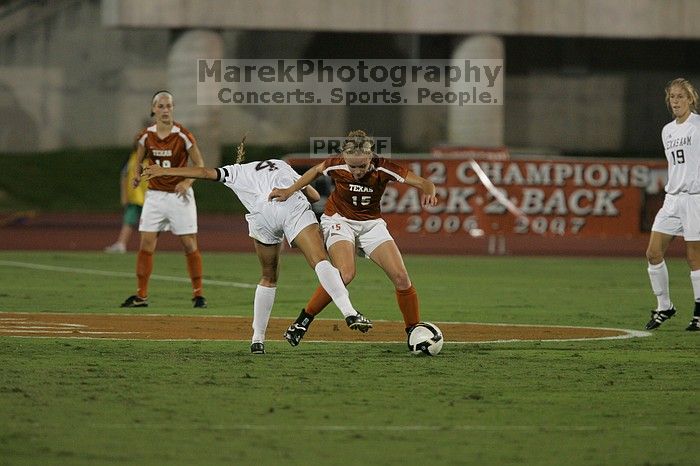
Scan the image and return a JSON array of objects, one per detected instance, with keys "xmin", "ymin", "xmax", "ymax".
[
  {"xmin": 120, "ymin": 90, "xmax": 207, "ymax": 309},
  {"xmin": 269, "ymin": 130, "xmax": 438, "ymax": 345}
]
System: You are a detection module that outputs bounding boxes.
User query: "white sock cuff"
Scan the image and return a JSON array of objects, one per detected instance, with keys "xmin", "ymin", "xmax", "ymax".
[
  {"xmin": 314, "ymin": 260, "xmax": 332, "ymax": 274},
  {"xmin": 648, "ymin": 261, "xmax": 666, "ymax": 271},
  {"xmin": 256, "ymin": 284, "xmax": 277, "ymax": 295},
  {"xmin": 690, "ymin": 269, "xmax": 700, "ymax": 279}
]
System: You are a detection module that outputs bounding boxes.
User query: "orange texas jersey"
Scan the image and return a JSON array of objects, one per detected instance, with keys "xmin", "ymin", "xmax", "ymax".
[
  {"xmin": 322, "ymin": 156, "xmax": 409, "ymax": 221},
  {"xmin": 137, "ymin": 122, "xmax": 197, "ymax": 192}
]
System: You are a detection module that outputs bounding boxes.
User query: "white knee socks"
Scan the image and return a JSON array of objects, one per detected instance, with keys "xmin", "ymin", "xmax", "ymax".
[
  {"xmin": 689, "ymin": 269, "xmax": 700, "ymax": 309},
  {"xmin": 252, "ymin": 285, "xmax": 276, "ymax": 343},
  {"xmin": 648, "ymin": 261, "xmax": 672, "ymax": 311},
  {"xmin": 314, "ymin": 260, "xmax": 357, "ymax": 318}
]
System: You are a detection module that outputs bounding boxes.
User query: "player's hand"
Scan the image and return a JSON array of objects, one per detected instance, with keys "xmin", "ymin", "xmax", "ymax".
[
  {"xmin": 142, "ymin": 164, "xmax": 165, "ymax": 180},
  {"xmin": 421, "ymin": 192, "xmax": 438, "ymax": 207},
  {"xmin": 174, "ymin": 181, "xmax": 191, "ymax": 199},
  {"xmin": 268, "ymin": 187, "xmax": 291, "ymax": 202}
]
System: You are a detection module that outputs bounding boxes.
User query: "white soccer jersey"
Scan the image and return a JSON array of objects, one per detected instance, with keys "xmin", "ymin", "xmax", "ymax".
[
  {"xmin": 662, "ymin": 112, "xmax": 700, "ymax": 194},
  {"xmin": 214, "ymin": 159, "xmax": 306, "ymax": 212}
]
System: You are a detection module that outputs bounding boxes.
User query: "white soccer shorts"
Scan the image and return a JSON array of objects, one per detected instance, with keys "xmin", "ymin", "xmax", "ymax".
[
  {"xmin": 139, "ymin": 188, "xmax": 198, "ymax": 235},
  {"xmin": 651, "ymin": 193, "xmax": 700, "ymax": 241},
  {"xmin": 320, "ymin": 213, "xmax": 394, "ymax": 257},
  {"xmin": 246, "ymin": 196, "xmax": 318, "ymax": 246}
]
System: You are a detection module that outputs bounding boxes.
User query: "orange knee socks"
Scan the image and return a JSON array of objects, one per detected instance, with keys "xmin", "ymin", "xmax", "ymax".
[
  {"xmin": 396, "ymin": 285, "xmax": 420, "ymax": 329},
  {"xmin": 307, "ymin": 284, "xmax": 421, "ymax": 329},
  {"xmin": 136, "ymin": 250, "xmax": 153, "ymax": 298},
  {"xmin": 305, "ymin": 285, "xmax": 333, "ymax": 316},
  {"xmin": 186, "ymin": 250, "xmax": 204, "ymax": 298}
]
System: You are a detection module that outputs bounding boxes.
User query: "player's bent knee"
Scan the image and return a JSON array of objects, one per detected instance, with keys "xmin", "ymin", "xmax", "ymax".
[
  {"xmin": 646, "ymin": 249, "xmax": 663, "ymax": 264},
  {"xmin": 309, "ymin": 251, "xmax": 329, "ymax": 268},
  {"xmin": 686, "ymin": 253, "xmax": 700, "ymax": 270},
  {"xmin": 392, "ymin": 274, "xmax": 412, "ymax": 290},
  {"xmin": 339, "ymin": 268, "xmax": 356, "ymax": 285}
]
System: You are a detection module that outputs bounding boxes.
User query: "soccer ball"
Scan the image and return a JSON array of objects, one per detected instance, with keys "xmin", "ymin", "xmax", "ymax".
[{"xmin": 407, "ymin": 322, "xmax": 444, "ymax": 356}]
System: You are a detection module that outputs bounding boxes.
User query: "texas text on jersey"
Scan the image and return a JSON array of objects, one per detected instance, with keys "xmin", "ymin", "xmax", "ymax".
[
  {"xmin": 322, "ymin": 156, "xmax": 409, "ymax": 221},
  {"xmin": 137, "ymin": 122, "xmax": 196, "ymax": 192}
]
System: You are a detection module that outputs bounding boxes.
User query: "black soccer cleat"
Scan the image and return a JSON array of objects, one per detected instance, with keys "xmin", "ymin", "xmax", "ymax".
[
  {"xmin": 250, "ymin": 342, "xmax": 265, "ymax": 354},
  {"xmin": 120, "ymin": 295, "xmax": 148, "ymax": 308},
  {"xmin": 284, "ymin": 310, "xmax": 315, "ymax": 347},
  {"xmin": 284, "ymin": 323, "xmax": 308, "ymax": 347},
  {"xmin": 345, "ymin": 313, "xmax": 373, "ymax": 333},
  {"xmin": 686, "ymin": 317, "xmax": 700, "ymax": 332},
  {"xmin": 645, "ymin": 306, "xmax": 676, "ymax": 330},
  {"xmin": 192, "ymin": 296, "xmax": 207, "ymax": 308}
]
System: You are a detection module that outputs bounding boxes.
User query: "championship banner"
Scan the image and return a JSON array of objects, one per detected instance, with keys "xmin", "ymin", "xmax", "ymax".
[
  {"xmin": 285, "ymin": 157, "xmax": 669, "ymax": 254},
  {"xmin": 288, "ymin": 156, "xmax": 667, "ymax": 234}
]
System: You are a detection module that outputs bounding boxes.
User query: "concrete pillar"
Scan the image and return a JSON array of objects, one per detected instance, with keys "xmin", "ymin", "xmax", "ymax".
[
  {"xmin": 168, "ymin": 29, "xmax": 223, "ymax": 166},
  {"xmin": 447, "ymin": 35, "xmax": 504, "ymax": 147}
]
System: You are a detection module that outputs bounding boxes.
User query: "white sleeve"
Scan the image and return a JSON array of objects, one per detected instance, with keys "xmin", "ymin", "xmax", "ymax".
[{"xmin": 215, "ymin": 165, "xmax": 237, "ymax": 183}]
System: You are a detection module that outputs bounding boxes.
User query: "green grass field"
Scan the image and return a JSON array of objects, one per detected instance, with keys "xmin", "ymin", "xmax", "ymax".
[{"xmin": 1, "ymin": 251, "xmax": 698, "ymax": 465}]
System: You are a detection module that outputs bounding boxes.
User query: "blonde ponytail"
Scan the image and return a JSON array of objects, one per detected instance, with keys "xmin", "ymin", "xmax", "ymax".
[{"xmin": 235, "ymin": 133, "xmax": 248, "ymax": 164}]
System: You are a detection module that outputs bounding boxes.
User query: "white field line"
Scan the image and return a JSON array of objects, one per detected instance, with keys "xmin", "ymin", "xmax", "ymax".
[
  {"xmin": 429, "ymin": 321, "xmax": 653, "ymax": 343},
  {"xmin": 301, "ymin": 329, "xmax": 652, "ymax": 344},
  {"xmin": 0, "ymin": 329, "xmax": 140, "ymax": 335},
  {"xmin": 0, "ymin": 260, "xmax": 256, "ymax": 288},
  {"xmin": 81, "ymin": 423, "xmax": 694, "ymax": 432},
  {"xmin": 1, "ymin": 332, "xmax": 649, "ymax": 344},
  {"xmin": 0, "ymin": 317, "xmax": 140, "ymax": 334},
  {"xmin": 0, "ymin": 325, "xmax": 84, "ymax": 330}
]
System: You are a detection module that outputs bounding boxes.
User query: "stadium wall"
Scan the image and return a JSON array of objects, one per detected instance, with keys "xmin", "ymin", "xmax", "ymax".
[
  {"xmin": 0, "ymin": 211, "xmax": 687, "ymax": 257},
  {"xmin": 0, "ymin": 1, "xmax": 698, "ymax": 155}
]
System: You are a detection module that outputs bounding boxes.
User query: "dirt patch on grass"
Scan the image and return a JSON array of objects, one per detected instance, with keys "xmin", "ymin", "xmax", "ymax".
[{"xmin": 0, "ymin": 312, "xmax": 642, "ymax": 343}]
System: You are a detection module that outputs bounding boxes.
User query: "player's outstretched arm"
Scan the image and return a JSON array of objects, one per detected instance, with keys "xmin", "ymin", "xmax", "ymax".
[
  {"xmin": 268, "ymin": 162, "xmax": 324, "ymax": 201},
  {"xmin": 404, "ymin": 171, "xmax": 438, "ymax": 207},
  {"xmin": 302, "ymin": 184, "xmax": 321, "ymax": 203},
  {"xmin": 143, "ymin": 165, "xmax": 218, "ymax": 181}
]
